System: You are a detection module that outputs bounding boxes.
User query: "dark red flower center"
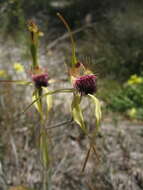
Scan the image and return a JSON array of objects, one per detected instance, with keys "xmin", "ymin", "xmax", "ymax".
[
  {"xmin": 74, "ymin": 75, "xmax": 97, "ymax": 95},
  {"xmin": 32, "ymin": 73, "xmax": 49, "ymax": 88}
]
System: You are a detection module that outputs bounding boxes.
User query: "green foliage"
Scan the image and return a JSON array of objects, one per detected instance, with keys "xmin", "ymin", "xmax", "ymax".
[
  {"xmin": 108, "ymin": 74, "xmax": 143, "ymax": 120},
  {"xmin": 0, "ymin": 0, "xmax": 25, "ymax": 36}
]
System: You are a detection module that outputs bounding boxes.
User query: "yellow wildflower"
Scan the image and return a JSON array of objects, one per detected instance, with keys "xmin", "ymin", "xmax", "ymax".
[
  {"xmin": 127, "ymin": 108, "xmax": 137, "ymax": 118},
  {"xmin": 13, "ymin": 63, "xmax": 24, "ymax": 72},
  {"xmin": 0, "ymin": 69, "xmax": 7, "ymax": 78},
  {"xmin": 127, "ymin": 74, "xmax": 143, "ymax": 85},
  {"xmin": 38, "ymin": 31, "xmax": 44, "ymax": 37}
]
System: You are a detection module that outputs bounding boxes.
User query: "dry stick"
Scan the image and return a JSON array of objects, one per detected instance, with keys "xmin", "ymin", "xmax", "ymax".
[
  {"xmin": 81, "ymin": 139, "xmax": 100, "ymax": 172},
  {"xmin": 82, "ymin": 146, "xmax": 92, "ymax": 172},
  {"xmin": 81, "ymin": 145, "xmax": 100, "ymax": 173},
  {"xmin": 47, "ymin": 22, "xmax": 97, "ymax": 50}
]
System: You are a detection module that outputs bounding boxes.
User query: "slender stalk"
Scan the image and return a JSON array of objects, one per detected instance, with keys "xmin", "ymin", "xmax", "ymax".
[
  {"xmin": 46, "ymin": 118, "xmax": 73, "ymax": 130},
  {"xmin": 57, "ymin": 13, "xmax": 77, "ymax": 66},
  {"xmin": 22, "ymin": 88, "xmax": 75, "ymax": 114}
]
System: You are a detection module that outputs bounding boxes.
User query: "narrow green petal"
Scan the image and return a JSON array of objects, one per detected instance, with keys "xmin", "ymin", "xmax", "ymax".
[
  {"xmin": 71, "ymin": 94, "xmax": 86, "ymax": 133},
  {"xmin": 32, "ymin": 89, "xmax": 43, "ymax": 118},
  {"xmin": 43, "ymin": 87, "xmax": 53, "ymax": 114},
  {"xmin": 88, "ymin": 94, "xmax": 102, "ymax": 131}
]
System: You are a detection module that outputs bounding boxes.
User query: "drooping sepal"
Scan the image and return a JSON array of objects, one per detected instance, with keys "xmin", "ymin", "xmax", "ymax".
[
  {"xmin": 88, "ymin": 94, "xmax": 102, "ymax": 133},
  {"xmin": 32, "ymin": 88, "xmax": 43, "ymax": 118},
  {"xmin": 71, "ymin": 93, "xmax": 86, "ymax": 133},
  {"xmin": 42, "ymin": 87, "xmax": 53, "ymax": 116}
]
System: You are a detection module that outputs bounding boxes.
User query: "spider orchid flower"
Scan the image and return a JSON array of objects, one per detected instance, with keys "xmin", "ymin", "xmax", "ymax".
[
  {"xmin": 57, "ymin": 13, "xmax": 101, "ymax": 132},
  {"xmin": 70, "ymin": 61, "xmax": 101, "ymax": 136},
  {"xmin": 57, "ymin": 13, "xmax": 102, "ymax": 171},
  {"xmin": 70, "ymin": 61, "xmax": 97, "ymax": 95}
]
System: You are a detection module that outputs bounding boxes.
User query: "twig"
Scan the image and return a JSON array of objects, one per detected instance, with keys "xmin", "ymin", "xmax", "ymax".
[{"xmin": 81, "ymin": 146, "xmax": 92, "ymax": 172}]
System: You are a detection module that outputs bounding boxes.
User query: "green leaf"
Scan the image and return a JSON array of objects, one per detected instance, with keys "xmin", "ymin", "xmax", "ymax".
[
  {"xmin": 32, "ymin": 89, "xmax": 43, "ymax": 118},
  {"xmin": 88, "ymin": 94, "xmax": 102, "ymax": 130},
  {"xmin": 71, "ymin": 94, "xmax": 86, "ymax": 133}
]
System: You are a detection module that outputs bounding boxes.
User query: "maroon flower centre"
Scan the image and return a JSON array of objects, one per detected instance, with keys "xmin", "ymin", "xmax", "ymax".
[
  {"xmin": 74, "ymin": 75, "xmax": 97, "ymax": 95},
  {"xmin": 32, "ymin": 73, "xmax": 49, "ymax": 88},
  {"xmin": 75, "ymin": 61, "xmax": 82, "ymax": 68}
]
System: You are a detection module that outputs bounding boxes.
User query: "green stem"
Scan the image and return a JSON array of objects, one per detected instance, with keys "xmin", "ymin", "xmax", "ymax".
[
  {"xmin": 31, "ymin": 42, "xmax": 38, "ymax": 68},
  {"xmin": 30, "ymin": 30, "xmax": 39, "ymax": 69}
]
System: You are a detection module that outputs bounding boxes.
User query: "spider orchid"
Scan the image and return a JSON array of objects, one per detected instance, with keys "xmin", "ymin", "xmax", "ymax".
[
  {"xmin": 20, "ymin": 20, "xmax": 75, "ymax": 118},
  {"xmin": 57, "ymin": 13, "xmax": 102, "ymax": 171}
]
